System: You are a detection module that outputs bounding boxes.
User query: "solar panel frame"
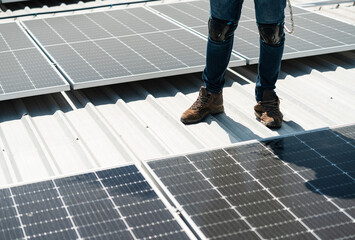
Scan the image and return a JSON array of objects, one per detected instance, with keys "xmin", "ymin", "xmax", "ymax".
[
  {"xmin": 143, "ymin": 156, "xmax": 212, "ymax": 240},
  {"xmin": 147, "ymin": 0, "xmax": 355, "ymax": 64},
  {"xmin": 0, "ymin": 162, "xmax": 197, "ymax": 240},
  {"xmin": 144, "ymin": 123, "xmax": 355, "ymax": 240},
  {"xmin": 21, "ymin": 6, "xmax": 245, "ymax": 90},
  {"xmin": 0, "ymin": 22, "xmax": 69, "ymax": 101}
]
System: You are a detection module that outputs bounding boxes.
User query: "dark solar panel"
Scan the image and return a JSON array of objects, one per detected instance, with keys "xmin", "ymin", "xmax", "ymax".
[
  {"xmin": 0, "ymin": 22, "xmax": 69, "ymax": 101},
  {"xmin": 11, "ymin": 181, "xmax": 78, "ymax": 239},
  {"xmin": 147, "ymin": 124, "xmax": 355, "ymax": 240},
  {"xmin": 0, "ymin": 189, "xmax": 24, "ymax": 239},
  {"xmin": 0, "ymin": 164, "xmax": 191, "ymax": 240},
  {"xmin": 22, "ymin": 7, "xmax": 244, "ymax": 89},
  {"xmin": 150, "ymin": 0, "xmax": 355, "ymax": 64}
]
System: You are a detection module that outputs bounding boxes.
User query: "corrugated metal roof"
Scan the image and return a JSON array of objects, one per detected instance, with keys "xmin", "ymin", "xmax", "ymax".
[
  {"xmin": 0, "ymin": 0, "xmax": 354, "ymax": 187},
  {"xmin": 0, "ymin": 0, "xmax": 157, "ymax": 18}
]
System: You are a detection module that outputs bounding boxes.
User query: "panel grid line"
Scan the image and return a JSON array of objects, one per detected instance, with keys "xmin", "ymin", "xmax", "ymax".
[
  {"xmin": 51, "ymin": 180, "xmax": 82, "ymax": 240},
  {"xmin": 114, "ymin": 205, "xmax": 167, "ymax": 217},
  {"xmin": 140, "ymin": 230, "xmax": 188, "ymax": 240},
  {"xmin": 42, "ymin": 19, "xmax": 105, "ymax": 79},
  {"xmin": 65, "ymin": 216, "xmax": 127, "ymax": 230},
  {"xmin": 40, "ymin": 27, "xmax": 186, "ymax": 48},
  {"xmin": 83, "ymin": 228, "xmax": 133, "ymax": 240},
  {"xmin": 186, "ymin": 1, "xmax": 210, "ymax": 15},
  {"xmin": 23, "ymin": 217, "xmax": 69, "ymax": 227},
  {"xmin": 0, "ymin": 47, "xmax": 37, "ymax": 54},
  {"xmin": 132, "ymin": 8, "xmax": 206, "ymax": 59},
  {"xmin": 121, "ymin": 10, "xmax": 189, "ymax": 68},
  {"xmin": 223, "ymin": 148, "xmax": 322, "ymax": 240},
  {"xmin": 167, "ymin": 4, "xmax": 206, "ymax": 25},
  {"xmin": 293, "ymin": 21, "xmax": 346, "ymax": 46},
  {"xmin": 297, "ymin": 14, "xmax": 355, "ymax": 38},
  {"xmin": 275, "ymin": 186, "xmax": 354, "ymax": 202},
  {"xmin": 292, "ymin": 142, "xmax": 355, "ymax": 222},
  {"xmin": 94, "ymin": 172, "xmax": 138, "ymax": 240},
  {"xmin": 330, "ymin": 131, "xmax": 355, "ymax": 152},
  {"xmin": 101, "ymin": 12, "xmax": 162, "ymax": 71},
  {"xmin": 260, "ymin": 139, "xmax": 355, "ymax": 223},
  {"xmin": 295, "ymin": 136, "xmax": 355, "ymax": 182},
  {"xmin": 27, "ymin": 227, "xmax": 75, "ymax": 239},
  {"xmin": 184, "ymin": 154, "xmax": 265, "ymax": 240},
  {"xmin": 63, "ymin": 16, "xmax": 133, "ymax": 75},
  {"xmin": 0, "ymin": 225, "xmax": 23, "ymax": 234},
  {"xmin": 235, "ymin": 25, "xmax": 260, "ymax": 48},
  {"xmin": 7, "ymin": 188, "xmax": 28, "ymax": 240},
  {"xmin": 253, "ymin": 166, "xmax": 343, "ymax": 183},
  {"xmin": 0, "ymin": 33, "xmax": 36, "ymax": 91},
  {"xmin": 0, "ymin": 204, "xmax": 17, "ymax": 211}
]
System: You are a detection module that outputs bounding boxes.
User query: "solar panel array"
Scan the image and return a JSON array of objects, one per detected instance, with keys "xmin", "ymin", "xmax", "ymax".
[
  {"xmin": 0, "ymin": 22, "xmax": 69, "ymax": 101},
  {"xmin": 1, "ymin": 125, "xmax": 354, "ymax": 240},
  {"xmin": 0, "ymin": 164, "xmax": 192, "ymax": 240},
  {"xmin": 146, "ymin": 124, "xmax": 355, "ymax": 240},
  {"xmin": 2, "ymin": 1, "xmax": 354, "ymax": 100},
  {"xmin": 22, "ymin": 7, "xmax": 245, "ymax": 89},
  {"xmin": 150, "ymin": 0, "xmax": 355, "ymax": 63}
]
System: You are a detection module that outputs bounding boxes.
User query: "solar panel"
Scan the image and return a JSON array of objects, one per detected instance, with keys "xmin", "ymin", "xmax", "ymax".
[
  {"xmin": 145, "ymin": 124, "xmax": 355, "ymax": 240},
  {"xmin": 0, "ymin": 22, "xmax": 69, "ymax": 101},
  {"xmin": 1, "ymin": 164, "xmax": 193, "ymax": 240},
  {"xmin": 22, "ymin": 7, "xmax": 245, "ymax": 89},
  {"xmin": 0, "ymin": 189, "xmax": 24, "ymax": 239},
  {"xmin": 149, "ymin": 0, "xmax": 355, "ymax": 63}
]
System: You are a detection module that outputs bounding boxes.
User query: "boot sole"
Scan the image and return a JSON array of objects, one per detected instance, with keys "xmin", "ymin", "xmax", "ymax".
[
  {"xmin": 254, "ymin": 112, "xmax": 282, "ymax": 129},
  {"xmin": 254, "ymin": 111, "xmax": 262, "ymax": 119},
  {"xmin": 181, "ymin": 107, "xmax": 224, "ymax": 125}
]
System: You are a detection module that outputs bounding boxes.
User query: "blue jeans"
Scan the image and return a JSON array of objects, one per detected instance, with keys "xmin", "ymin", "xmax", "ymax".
[{"xmin": 203, "ymin": 0, "xmax": 286, "ymax": 101}]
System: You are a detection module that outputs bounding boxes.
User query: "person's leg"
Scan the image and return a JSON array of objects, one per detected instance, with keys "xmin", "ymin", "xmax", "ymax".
[
  {"xmin": 253, "ymin": 0, "xmax": 286, "ymax": 128},
  {"xmin": 254, "ymin": 0, "xmax": 286, "ymax": 101},
  {"xmin": 181, "ymin": 0, "xmax": 244, "ymax": 124},
  {"xmin": 203, "ymin": 0, "xmax": 244, "ymax": 94}
]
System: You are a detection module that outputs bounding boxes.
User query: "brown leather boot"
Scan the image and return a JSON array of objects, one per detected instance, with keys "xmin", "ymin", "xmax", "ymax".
[
  {"xmin": 254, "ymin": 90, "xmax": 283, "ymax": 128},
  {"xmin": 181, "ymin": 87, "xmax": 224, "ymax": 124}
]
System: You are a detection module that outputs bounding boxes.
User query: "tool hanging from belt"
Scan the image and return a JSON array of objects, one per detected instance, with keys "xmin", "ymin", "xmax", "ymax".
[{"xmin": 285, "ymin": 0, "xmax": 295, "ymax": 34}]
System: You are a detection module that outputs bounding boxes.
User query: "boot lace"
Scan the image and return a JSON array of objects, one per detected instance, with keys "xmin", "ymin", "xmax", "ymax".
[
  {"xmin": 191, "ymin": 94, "xmax": 210, "ymax": 110},
  {"xmin": 261, "ymin": 98, "xmax": 280, "ymax": 117}
]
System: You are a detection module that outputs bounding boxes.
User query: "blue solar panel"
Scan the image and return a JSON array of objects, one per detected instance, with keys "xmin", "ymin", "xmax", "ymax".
[
  {"xmin": 0, "ymin": 164, "xmax": 191, "ymax": 240},
  {"xmin": 146, "ymin": 124, "xmax": 355, "ymax": 240},
  {"xmin": 0, "ymin": 189, "xmax": 24, "ymax": 240}
]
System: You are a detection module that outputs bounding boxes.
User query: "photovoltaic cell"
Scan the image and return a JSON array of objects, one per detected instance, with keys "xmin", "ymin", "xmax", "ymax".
[
  {"xmin": 0, "ymin": 22, "xmax": 69, "ymax": 101},
  {"xmin": 54, "ymin": 173, "xmax": 133, "ymax": 240},
  {"xmin": 22, "ymin": 7, "xmax": 245, "ymax": 89},
  {"xmin": 150, "ymin": 0, "xmax": 355, "ymax": 63},
  {"xmin": 0, "ymin": 189, "xmax": 24, "ymax": 239},
  {"xmin": 97, "ymin": 165, "xmax": 190, "ymax": 239},
  {"xmin": 0, "ymin": 164, "xmax": 191, "ymax": 240},
  {"xmin": 11, "ymin": 181, "xmax": 77, "ymax": 239},
  {"xmin": 146, "ymin": 124, "xmax": 355, "ymax": 240}
]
